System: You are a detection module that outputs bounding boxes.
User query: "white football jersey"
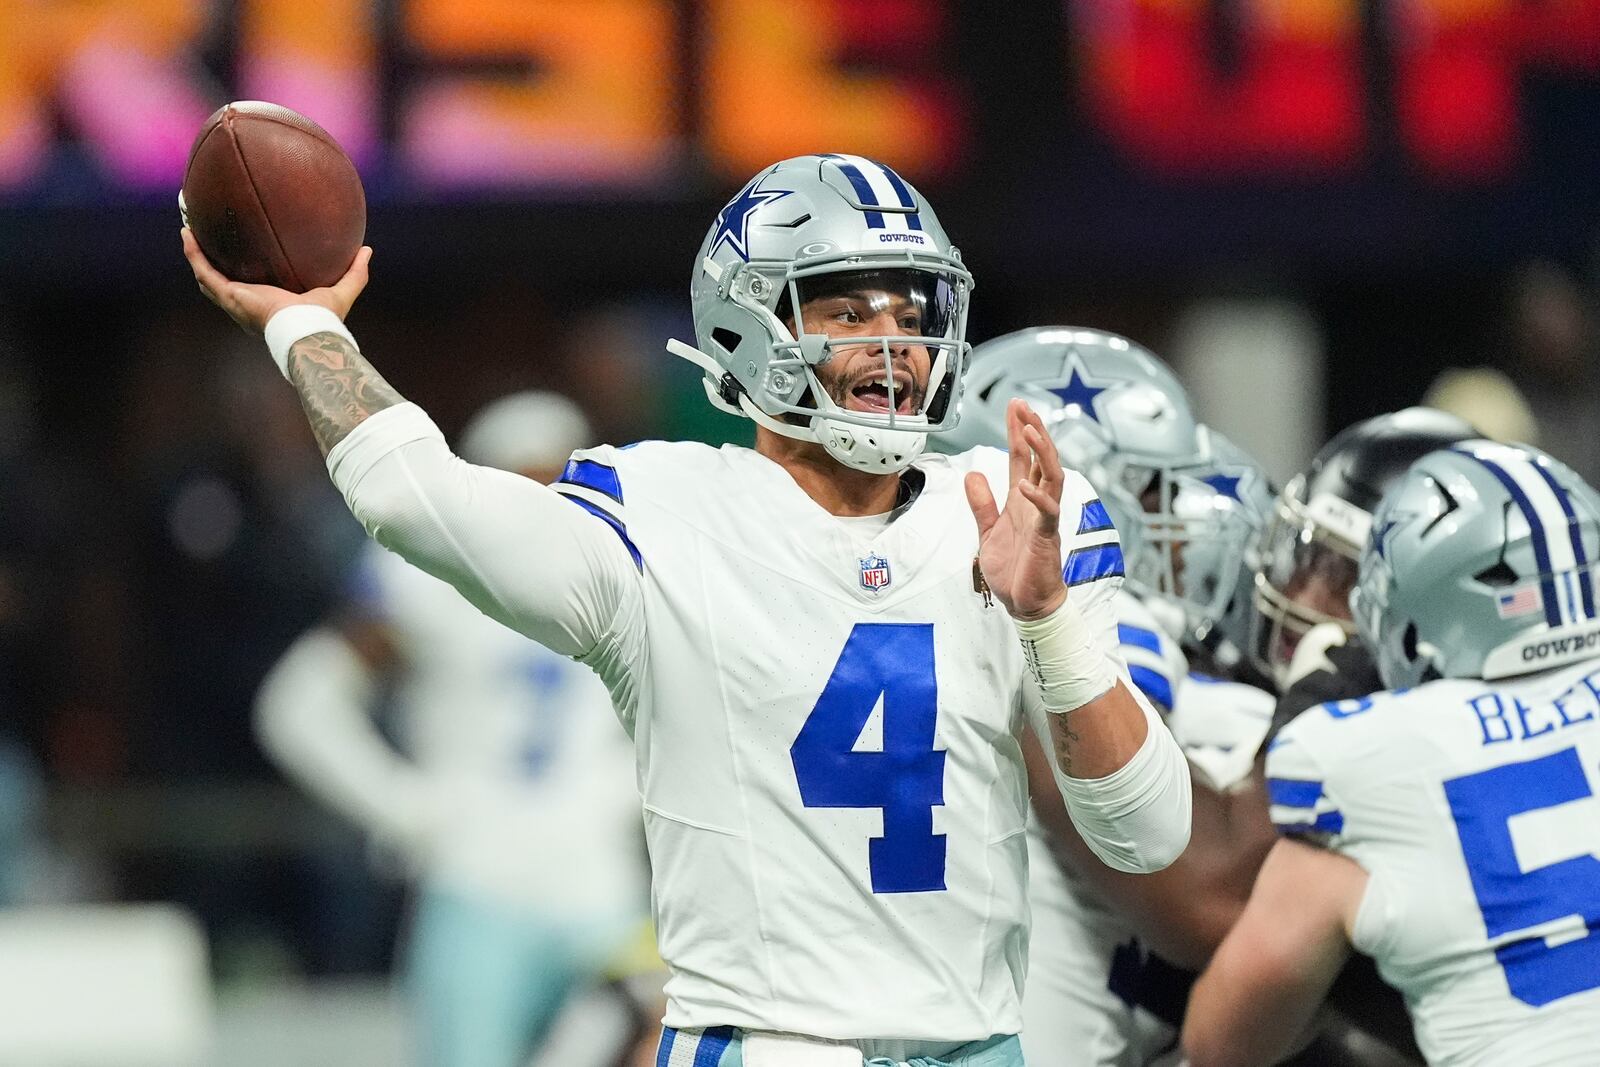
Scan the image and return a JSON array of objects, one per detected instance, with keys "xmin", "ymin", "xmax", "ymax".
[
  {"xmin": 550, "ymin": 441, "xmax": 1127, "ymax": 1041},
  {"xmin": 1167, "ymin": 672, "xmax": 1275, "ymax": 793},
  {"xmin": 1023, "ymin": 591, "xmax": 1189, "ymax": 1067},
  {"xmin": 348, "ymin": 544, "xmax": 646, "ymax": 918},
  {"xmin": 1268, "ymin": 659, "xmax": 1600, "ymax": 1066}
]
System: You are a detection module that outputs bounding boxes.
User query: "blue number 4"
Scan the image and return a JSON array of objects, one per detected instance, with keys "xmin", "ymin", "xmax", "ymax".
[
  {"xmin": 1445, "ymin": 746, "xmax": 1600, "ymax": 1007},
  {"xmin": 791, "ymin": 623, "xmax": 947, "ymax": 894}
]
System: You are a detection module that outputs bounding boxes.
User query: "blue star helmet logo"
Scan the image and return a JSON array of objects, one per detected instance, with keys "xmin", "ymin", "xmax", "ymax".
[
  {"xmin": 1037, "ymin": 351, "xmax": 1112, "ymax": 422},
  {"xmin": 709, "ymin": 180, "xmax": 793, "ymax": 262},
  {"xmin": 1202, "ymin": 472, "xmax": 1244, "ymax": 501}
]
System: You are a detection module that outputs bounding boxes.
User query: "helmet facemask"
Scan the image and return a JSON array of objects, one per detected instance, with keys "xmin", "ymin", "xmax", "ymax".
[
  {"xmin": 1112, "ymin": 459, "xmax": 1266, "ymax": 657},
  {"xmin": 749, "ymin": 260, "xmax": 970, "ymax": 468},
  {"xmin": 1250, "ymin": 476, "xmax": 1363, "ymax": 686}
]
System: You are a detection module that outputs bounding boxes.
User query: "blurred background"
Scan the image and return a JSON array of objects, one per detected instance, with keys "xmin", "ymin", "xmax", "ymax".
[{"xmin": 1, "ymin": 0, "xmax": 1599, "ymax": 1062}]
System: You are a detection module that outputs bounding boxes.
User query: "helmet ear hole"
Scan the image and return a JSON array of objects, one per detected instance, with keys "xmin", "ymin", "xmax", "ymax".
[
  {"xmin": 1402, "ymin": 622, "xmax": 1420, "ymax": 662},
  {"xmin": 712, "ymin": 327, "xmax": 743, "ymax": 356}
]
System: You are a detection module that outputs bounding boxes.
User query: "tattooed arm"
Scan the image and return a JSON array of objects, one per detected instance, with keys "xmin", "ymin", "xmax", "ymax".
[
  {"xmin": 285, "ymin": 332, "xmax": 404, "ymax": 456},
  {"xmin": 181, "ymin": 231, "xmax": 643, "ymax": 673}
]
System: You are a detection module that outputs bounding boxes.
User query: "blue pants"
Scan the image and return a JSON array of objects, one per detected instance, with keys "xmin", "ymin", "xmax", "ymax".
[
  {"xmin": 655, "ymin": 1027, "xmax": 1025, "ymax": 1066},
  {"xmin": 406, "ymin": 888, "xmax": 629, "ymax": 1067}
]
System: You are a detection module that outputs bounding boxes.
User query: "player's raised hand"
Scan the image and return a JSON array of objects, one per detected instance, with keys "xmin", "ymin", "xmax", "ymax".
[
  {"xmin": 182, "ymin": 227, "xmax": 372, "ymax": 335},
  {"xmin": 965, "ymin": 398, "xmax": 1069, "ymax": 621}
]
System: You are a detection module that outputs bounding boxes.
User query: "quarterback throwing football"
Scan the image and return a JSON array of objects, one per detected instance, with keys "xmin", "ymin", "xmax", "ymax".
[{"xmin": 184, "ymin": 154, "xmax": 1192, "ymax": 1066}]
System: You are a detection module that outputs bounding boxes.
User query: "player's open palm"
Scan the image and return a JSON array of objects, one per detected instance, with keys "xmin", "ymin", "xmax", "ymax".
[
  {"xmin": 966, "ymin": 399, "xmax": 1070, "ymax": 621},
  {"xmin": 183, "ymin": 227, "xmax": 372, "ymax": 335}
]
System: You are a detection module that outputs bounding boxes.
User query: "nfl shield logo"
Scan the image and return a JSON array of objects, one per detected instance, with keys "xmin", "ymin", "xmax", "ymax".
[{"xmin": 859, "ymin": 553, "xmax": 892, "ymax": 593}]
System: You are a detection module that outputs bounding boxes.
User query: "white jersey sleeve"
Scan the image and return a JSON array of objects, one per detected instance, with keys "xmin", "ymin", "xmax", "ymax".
[
  {"xmin": 1168, "ymin": 673, "xmax": 1275, "ymax": 793},
  {"xmin": 977, "ymin": 453, "xmax": 1190, "ymax": 874},
  {"xmin": 1111, "ymin": 594, "xmax": 1188, "ymax": 717},
  {"xmin": 325, "ymin": 403, "xmax": 647, "ymax": 724},
  {"xmin": 1267, "ymin": 664, "xmax": 1600, "ymax": 1067}
]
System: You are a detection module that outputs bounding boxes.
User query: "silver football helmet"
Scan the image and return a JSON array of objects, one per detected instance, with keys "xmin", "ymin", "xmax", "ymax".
[
  {"xmin": 1171, "ymin": 428, "xmax": 1274, "ymax": 667},
  {"xmin": 1353, "ymin": 440, "xmax": 1600, "ymax": 689},
  {"xmin": 943, "ymin": 327, "xmax": 1269, "ymax": 653},
  {"xmin": 667, "ymin": 154, "xmax": 974, "ymax": 473}
]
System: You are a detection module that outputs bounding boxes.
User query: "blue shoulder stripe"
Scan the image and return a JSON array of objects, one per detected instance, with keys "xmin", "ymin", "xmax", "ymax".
[
  {"xmin": 1128, "ymin": 664, "xmax": 1174, "ymax": 712},
  {"xmin": 1267, "ymin": 777, "xmax": 1324, "ymax": 808},
  {"xmin": 1117, "ymin": 622, "xmax": 1164, "ymax": 657},
  {"xmin": 558, "ymin": 458, "xmax": 623, "ymax": 505},
  {"xmin": 556, "ymin": 493, "xmax": 642, "ymax": 571},
  {"xmin": 1065, "ymin": 542, "xmax": 1125, "ymax": 586},
  {"xmin": 1078, "ymin": 498, "xmax": 1114, "ymax": 535}
]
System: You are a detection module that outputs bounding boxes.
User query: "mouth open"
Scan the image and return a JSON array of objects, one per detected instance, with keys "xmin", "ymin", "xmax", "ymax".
[{"xmin": 847, "ymin": 374, "xmax": 918, "ymax": 416}]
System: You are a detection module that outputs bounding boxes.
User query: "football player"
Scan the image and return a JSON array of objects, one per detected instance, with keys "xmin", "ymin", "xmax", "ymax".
[
  {"xmin": 940, "ymin": 328, "xmax": 1277, "ymax": 1066},
  {"xmin": 184, "ymin": 154, "xmax": 1192, "ymax": 1066},
  {"xmin": 1185, "ymin": 440, "xmax": 1600, "ymax": 1066},
  {"xmin": 254, "ymin": 391, "xmax": 651, "ymax": 1067},
  {"xmin": 1252, "ymin": 408, "xmax": 1478, "ymax": 724}
]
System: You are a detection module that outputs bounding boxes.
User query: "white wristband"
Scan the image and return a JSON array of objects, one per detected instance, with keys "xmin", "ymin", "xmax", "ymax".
[
  {"xmin": 264, "ymin": 305, "xmax": 358, "ymax": 379},
  {"xmin": 1016, "ymin": 599, "xmax": 1118, "ymax": 714}
]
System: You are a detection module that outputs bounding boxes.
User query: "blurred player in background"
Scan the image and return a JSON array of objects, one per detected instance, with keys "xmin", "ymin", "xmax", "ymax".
[
  {"xmin": 188, "ymin": 154, "xmax": 1192, "ymax": 1066},
  {"xmin": 255, "ymin": 390, "xmax": 652, "ymax": 1067},
  {"xmin": 1186, "ymin": 439, "xmax": 1600, "ymax": 1066},
  {"xmin": 941, "ymin": 328, "xmax": 1276, "ymax": 1066}
]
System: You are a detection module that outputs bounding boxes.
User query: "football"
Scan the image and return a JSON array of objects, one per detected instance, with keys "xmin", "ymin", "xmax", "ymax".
[{"xmin": 180, "ymin": 101, "xmax": 366, "ymax": 292}]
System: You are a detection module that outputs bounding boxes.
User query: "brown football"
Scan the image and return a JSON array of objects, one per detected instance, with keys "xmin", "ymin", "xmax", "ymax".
[{"xmin": 181, "ymin": 101, "xmax": 366, "ymax": 292}]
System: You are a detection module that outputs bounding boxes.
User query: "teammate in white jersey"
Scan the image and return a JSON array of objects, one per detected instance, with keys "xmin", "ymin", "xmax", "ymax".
[
  {"xmin": 183, "ymin": 154, "xmax": 1192, "ymax": 1065},
  {"xmin": 1185, "ymin": 440, "xmax": 1600, "ymax": 1067},
  {"xmin": 941, "ymin": 328, "xmax": 1277, "ymax": 1066},
  {"xmin": 254, "ymin": 391, "xmax": 650, "ymax": 1067}
]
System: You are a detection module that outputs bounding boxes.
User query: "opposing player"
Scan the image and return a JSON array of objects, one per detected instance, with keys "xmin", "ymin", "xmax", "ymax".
[
  {"xmin": 1186, "ymin": 440, "xmax": 1600, "ymax": 1066},
  {"xmin": 940, "ymin": 328, "xmax": 1276, "ymax": 1066},
  {"xmin": 1252, "ymin": 408, "xmax": 1477, "ymax": 713},
  {"xmin": 254, "ymin": 391, "xmax": 650, "ymax": 1067},
  {"xmin": 184, "ymin": 154, "xmax": 1192, "ymax": 1065}
]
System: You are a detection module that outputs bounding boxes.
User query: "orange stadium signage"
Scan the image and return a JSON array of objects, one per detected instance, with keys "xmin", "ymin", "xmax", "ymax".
[{"xmin": 0, "ymin": 0, "xmax": 1594, "ymax": 194}]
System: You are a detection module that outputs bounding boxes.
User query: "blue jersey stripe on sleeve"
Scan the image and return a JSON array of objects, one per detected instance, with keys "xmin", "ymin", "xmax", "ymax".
[
  {"xmin": 1077, "ymin": 498, "xmax": 1114, "ymax": 535},
  {"xmin": 558, "ymin": 458, "xmax": 624, "ymax": 505},
  {"xmin": 1128, "ymin": 663, "xmax": 1174, "ymax": 711},
  {"xmin": 1117, "ymin": 622, "xmax": 1164, "ymax": 657},
  {"xmin": 1064, "ymin": 542, "xmax": 1125, "ymax": 586},
  {"xmin": 1267, "ymin": 777, "xmax": 1325, "ymax": 808},
  {"xmin": 655, "ymin": 1027, "xmax": 676, "ymax": 1067},
  {"xmin": 556, "ymin": 492, "xmax": 643, "ymax": 571}
]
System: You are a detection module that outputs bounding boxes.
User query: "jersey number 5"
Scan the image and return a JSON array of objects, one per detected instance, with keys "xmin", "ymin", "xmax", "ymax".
[
  {"xmin": 791, "ymin": 623, "xmax": 947, "ymax": 894},
  {"xmin": 1444, "ymin": 746, "xmax": 1600, "ymax": 1007}
]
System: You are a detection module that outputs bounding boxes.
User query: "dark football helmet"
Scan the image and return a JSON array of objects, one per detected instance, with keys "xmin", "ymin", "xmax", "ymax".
[{"xmin": 1249, "ymin": 407, "xmax": 1477, "ymax": 686}]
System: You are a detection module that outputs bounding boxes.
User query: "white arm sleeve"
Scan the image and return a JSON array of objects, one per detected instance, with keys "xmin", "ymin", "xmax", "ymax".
[
  {"xmin": 1024, "ymin": 495, "xmax": 1194, "ymax": 874},
  {"xmin": 1048, "ymin": 696, "xmax": 1193, "ymax": 873},
  {"xmin": 324, "ymin": 403, "xmax": 640, "ymax": 660},
  {"xmin": 254, "ymin": 628, "xmax": 433, "ymax": 846}
]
